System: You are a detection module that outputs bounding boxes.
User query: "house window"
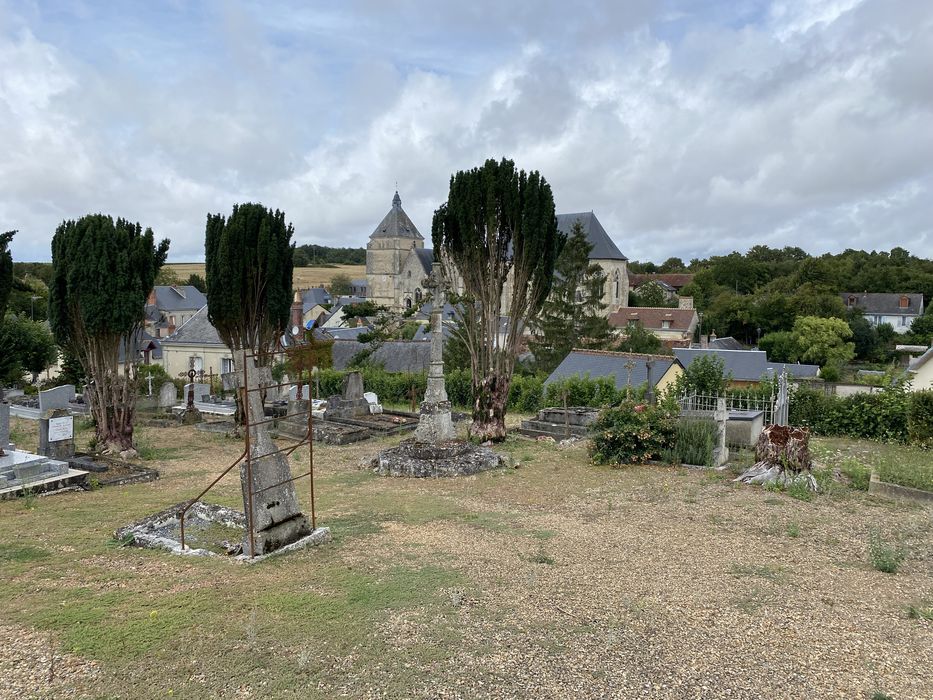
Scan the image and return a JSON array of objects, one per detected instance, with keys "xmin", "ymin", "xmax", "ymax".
[
  {"xmin": 661, "ymin": 320, "xmax": 671, "ymax": 329},
  {"xmin": 189, "ymin": 356, "xmax": 203, "ymax": 372},
  {"xmin": 899, "ymin": 296, "xmax": 909, "ymax": 309},
  {"xmin": 405, "ymin": 298, "xmax": 412, "ymax": 309},
  {"xmin": 221, "ymin": 358, "xmax": 233, "ymax": 374},
  {"xmin": 415, "ymin": 288, "xmax": 422, "ymax": 302}
]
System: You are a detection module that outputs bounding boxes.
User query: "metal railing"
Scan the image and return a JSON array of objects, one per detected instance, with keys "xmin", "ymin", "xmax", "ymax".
[
  {"xmin": 177, "ymin": 345, "xmax": 318, "ymax": 557},
  {"xmin": 678, "ymin": 390, "xmax": 778, "ymax": 425}
]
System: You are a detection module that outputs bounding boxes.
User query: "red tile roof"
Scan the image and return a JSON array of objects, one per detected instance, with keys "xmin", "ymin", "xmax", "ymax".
[
  {"xmin": 608, "ymin": 307, "xmax": 698, "ymax": 332},
  {"xmin": 629, "ymin": 273, "xmax": 695, "ymax": 290}
]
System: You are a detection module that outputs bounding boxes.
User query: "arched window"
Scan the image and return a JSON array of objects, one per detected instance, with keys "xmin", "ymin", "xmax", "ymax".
[
  {"xmin": 415, "ymin": 287, "xmax": 422, "ymax": 302},
  {"xmin": 405, "ymin": 298, "xmax": 412, "ymax": 310},
  {"xmin": 613, "ymin": 270, "xmax": 620, "ymax": 301},
  {"xmin": 407, "ymin": 270, "xmax": 411, "ymax": 278}
]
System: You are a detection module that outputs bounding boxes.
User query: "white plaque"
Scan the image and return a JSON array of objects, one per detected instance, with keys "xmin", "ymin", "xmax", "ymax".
[{"xmin": 48, "ymin": 416, "xmax": 74, "ymax": 442}]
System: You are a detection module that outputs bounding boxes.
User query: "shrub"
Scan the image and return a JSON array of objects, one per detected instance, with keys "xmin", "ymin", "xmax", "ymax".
[
  {"xmin": 790, "ymin": 384, "xmax": 910, "ymax": 443},
  {"xmin": 868, "ymin": 528, "xmax": 905, "ymax": 574},
  {"xmin": 658, "ymin": 418, "xmax": 716, "ymax": 467},
  {"xmin": 590, "ymin": 401, "xmax": 676, "ymax": 466},
  {"xmin": 907, "ymin": 390, "xmax": 933, "ymax": 447}
]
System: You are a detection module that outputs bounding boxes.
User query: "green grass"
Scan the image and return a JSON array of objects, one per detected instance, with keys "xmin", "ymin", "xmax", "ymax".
[
  {"xmin": 0, "ymin": 543, "xmax": 51, "ymax": 563},
  {"xmin": 728, "ymin": 563, "xmax": 786, "ymax": 583},
  {"xmin": 868, "ymin": 528, "xmax": 906, "ymax": 574},
  {"xmin": 811, "ymin": 437, "xmax": 933, "ymax": 492},
  {"xmin": 906, "ymin": 603, "xmax": 933, "ymax": 621}
]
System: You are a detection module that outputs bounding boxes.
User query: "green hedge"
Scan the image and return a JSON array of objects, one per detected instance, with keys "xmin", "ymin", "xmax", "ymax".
[
  {"xmin": 312, "ymin": 367, "xmax": 637, "ymax": 413},
  {"xmin": 789, "ymin": 385, "xmax": 911, "ymax": 443},
  {"xmin": 908, "ymin": 390, "xmax": 933, "ymax": 447}
]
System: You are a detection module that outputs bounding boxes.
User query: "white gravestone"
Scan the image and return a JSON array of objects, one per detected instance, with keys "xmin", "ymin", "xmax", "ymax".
[{"xmin": 48, "ymin": 415, "xmax": 74, "ymax": 442}]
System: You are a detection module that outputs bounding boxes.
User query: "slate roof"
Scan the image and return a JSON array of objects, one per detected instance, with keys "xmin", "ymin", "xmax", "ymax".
[
  {"xmin": 608, "ymin": 307, "xmax": 698, "ymax": 332},
  {"xmin": 545, "ymin": 350, "xmax": 680, "ymax": 390},
  {"xmin": 160, "ymin": 305, "xmax": 224, "ymax": 346},
  {"xmin": 325, "ymin": 327, "xmax": 371, "ymax": 341},
  {"xmin": 412, "ymin": 322, "xmax": 454, "ymax": 341},
  {"xmin": 629, "ymin": 273, "xmax": 695, "ymax": 290},
  {"xmin": 150, "ymin": 285, "xmax": 207, "ymax": 311},
  {"xmin": 301, "ymin": 287, "xmax": 332, "ymax": 311},
  {"xmin": 369, "ymin": 191, "xmax": 424, "ymax": 240},
  {"xmin": 118, "ymin": 330, "xmax": 162, "ymax": 364},
  {"xmin": 673, "ymin": 348, "xmax": 820, "ymax": 382},
  {"xmin": 708, "ymin": 336, "xmax": 746, "ymax": 351},
  {"xmin": 556, "ymin": 212, "xmax": 627, "ymax": 261},
  {"xmin": 330, "ymin": 340, "xmax": 431, "ymax": 373},
  {"xmin": 412, "ymin": 248, "xmax": 434, "ymax": 274},
  {"xmin": 841, "ymin": 292, "xmax": 924, "ymax": 316}
]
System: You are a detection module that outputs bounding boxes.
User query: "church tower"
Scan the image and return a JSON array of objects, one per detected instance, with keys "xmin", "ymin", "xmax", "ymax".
[{"xmin": 366, "ymin": 191, "xmax": 425, "ymax": 308}]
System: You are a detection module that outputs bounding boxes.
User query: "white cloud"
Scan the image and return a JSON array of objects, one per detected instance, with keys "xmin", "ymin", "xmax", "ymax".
[{"xmin": 0, "ymin": 0, "xmax": 930, "ymax": 264}]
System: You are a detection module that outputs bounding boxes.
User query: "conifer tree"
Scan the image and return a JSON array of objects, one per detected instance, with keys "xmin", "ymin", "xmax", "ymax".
[
  {"xmin": 432, "ymin": 158, "xmax": 563, "ymax": 442},
  {"xmin": 529, "ymin": 219, "xmax": 610, "ymax": 373},
  {"xmin": 49, "ymin": 215, "xmax": 169, "ymax": 453}
]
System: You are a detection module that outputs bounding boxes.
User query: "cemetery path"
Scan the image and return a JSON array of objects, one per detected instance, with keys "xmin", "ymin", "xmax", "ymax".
[{"xmin": 0, "ymin": 418, "xmax": 931, "ymax": 699}]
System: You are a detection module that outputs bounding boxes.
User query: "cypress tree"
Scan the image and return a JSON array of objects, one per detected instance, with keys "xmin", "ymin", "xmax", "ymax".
[
  {"xmin": 49, "ymin": 215, "xmax": 169, "ymax": 453},
  {"xmin": 432, "ymin": 158, "xmax": 563, "ymax": 442}
]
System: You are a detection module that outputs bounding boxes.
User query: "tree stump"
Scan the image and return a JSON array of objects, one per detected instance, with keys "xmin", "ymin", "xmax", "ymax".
[{"xmin": 734, "ymin": 424, "xmax": 817, "ymax": 490}]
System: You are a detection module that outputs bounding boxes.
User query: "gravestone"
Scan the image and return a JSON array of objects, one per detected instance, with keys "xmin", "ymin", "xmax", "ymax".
[
  {"xmin": 158, "ymin": 382, "xmax": 178, "ymax": 410},
  {"xmin": 38, "ymin": 384, "xmax": 76, "ymax": 413},
  {"xmin": 222, "ymin": 359, "xmax": 313, "ymax": 555},
  {"xmin": 183, "ymin": 383, "xmax": 211, "ymax": 404},
  {"xmin": 324, "ymin": 371, "xmax": 371, "ymax": 419},
  {"xmin": 38, "ymin": 408, "xmax": 76, "ymax": 460},
  {"xmin": 712, "ymin": 398, "xmax": 730, "ymax": 467},
  {"xmin": 0, "ymin": 401, "xmax": 11, "ymax": 453}
]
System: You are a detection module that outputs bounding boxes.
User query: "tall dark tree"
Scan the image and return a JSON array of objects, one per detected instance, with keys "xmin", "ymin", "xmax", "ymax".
[
  {"xmin": 529, "ymin": 219, "xmax": 610, "ymax": 374},
  {"xmin": 433, "ymin": 157, "xmax": 563, "ymax": 442},
  {"xmin": 49, "ymin": 215, "xmax": 169, "ymax": 453},
  {"xmin": 0, "ymin": 230, "xmax": 14, "ymax": 318},
  {"xmin": 205, "ymin": 203, "xmax": 295, "ymax": 359}
]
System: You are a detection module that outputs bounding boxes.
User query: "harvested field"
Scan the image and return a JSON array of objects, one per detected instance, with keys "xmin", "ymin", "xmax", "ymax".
[
  {"xmin": 0, "ymin": 418, "xmax": 931, "ymax": 699},
  {"xmin": 164, "ymin": 263, "xmax": 366, "ymax": 291}
]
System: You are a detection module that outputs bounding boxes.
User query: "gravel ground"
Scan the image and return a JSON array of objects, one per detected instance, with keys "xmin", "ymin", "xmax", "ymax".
[{"xmin": 0, "ymin": 420, "xmax": 931, "ymax": 699}]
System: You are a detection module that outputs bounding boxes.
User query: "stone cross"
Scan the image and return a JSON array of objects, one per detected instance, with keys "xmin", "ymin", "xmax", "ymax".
[
  {"xmin": 221, "ymin": 354, "xmax": 311, "ymax": 555},
  {"xmin": 413, "ymin": 262, "xmax": 456, "ymax": 443}
]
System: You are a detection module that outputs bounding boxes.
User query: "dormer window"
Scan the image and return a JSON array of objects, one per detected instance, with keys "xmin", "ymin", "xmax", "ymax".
[
  {"xmin": 661, "ymin": 320, "xmax": 671, "ymax": 329},
  {"xmin": 899, "ymin": 295, "xmax": 909, "ymax": 309},
  {"xmin": 847, "ymin": 295, "xmax": 856, "ymax": 306}
]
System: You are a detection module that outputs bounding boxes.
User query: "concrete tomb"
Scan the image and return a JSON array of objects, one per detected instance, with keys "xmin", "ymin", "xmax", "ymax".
[
  {"xmin": 0, "ymin": 401, "xmax": 11, "ymax": 452},
  {"xmin": 324, "ymin": 372, "xmax": 372, "ymax": 420},
  {"xmin": 518, "ymin": 407, "xmax": 599, "ymax": 440}
]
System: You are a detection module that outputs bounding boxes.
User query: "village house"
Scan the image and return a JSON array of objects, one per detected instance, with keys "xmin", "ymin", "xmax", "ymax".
[
  {"xmin": 158, "ymin": 305, "xmax": 234, "ymax": 379},
  {"xmin": 672, "ymin": 348, "xmax": 820, "ymax": 388},
  {"xmin": 144, "ymin": 285, "xmax": 207, "ymax": 338},
  {"xmin": 907, "ymin": 346, "xmax": 933, "ymax": 390},
  {"xmin": 629, "ymin": 273, "xmax": 694, "ymax": 296},
  {"xmin": 841, "ymin": 292, "xmax": 924, "ymax": 334},
  {"xmin": 608, "ymin": 307, "xmax": 699, "ymax": 348},
  {"xmin": 545, "ymin": 349, "xmax": 684, "ymax": 394}
]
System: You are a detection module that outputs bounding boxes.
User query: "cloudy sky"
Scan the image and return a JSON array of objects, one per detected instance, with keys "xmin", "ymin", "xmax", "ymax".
[{"xmin": 2, "ymin": 0, "xmax": 931, "ymax": 263}]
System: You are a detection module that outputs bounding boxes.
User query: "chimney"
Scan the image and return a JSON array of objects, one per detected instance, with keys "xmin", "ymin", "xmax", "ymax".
[
  {"xmin": 710, "ymin": 331, "xmax": 717, "ymax": 342},
  {"xmin": 700, "ymin": 334, "xmax": 709, "ymax": 349},
  {"xmin": 167, "ymin": 322, "xmax": 176, "ymax": 336},
  {"xmin": 678, "ymin": 296, "xmax": 694, "ymax": 310},
  {"xmin": 147, "ymin": 289, "xmax": 157, "ymax": 306},
  {"xmin": 290, "ymin": 290, "xmax": 303, "ymax": 330}
]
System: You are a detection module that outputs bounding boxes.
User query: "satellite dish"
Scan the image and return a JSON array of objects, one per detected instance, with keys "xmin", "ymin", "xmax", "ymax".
[{"xmin": 291, "ymin": 325, "xmax": 300, "ymax": 336}]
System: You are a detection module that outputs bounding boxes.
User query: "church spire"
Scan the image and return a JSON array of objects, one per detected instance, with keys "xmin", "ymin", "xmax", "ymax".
[{"xmin": 392, "ymin": 190, "xmax": 401, "ymax": 210}]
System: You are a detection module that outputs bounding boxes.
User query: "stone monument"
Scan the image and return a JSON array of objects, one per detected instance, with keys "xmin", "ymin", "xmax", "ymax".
[
  {"xmin": 324, "ymin": 371, "xmax": 372, "ymax": 420},
  {"xmin": 370, "ymin": 262, "xmax": 502, "ymax": 478},
  {"xmin": 712, "ymin": 397, "xmax": 730, "ymax": 467},
  {"xmin": 178, "ymin": 370, "xmax": 203, "ymax": 425},
  {"xmin": 0, "ymin": 401, "xmax": 11, "ymax": 454},
  {"xmin": 158, "ymin": 382, "xmax": 178, "ymax": 411},
  {"xmin": 38, "ymin": 408, "xmax": 76, "ymax": 460},
  {"xmin": 222, "ymin": 358, "xmax": 314, "ymax": 555},
  {"xmin": 38, "ymin": 384, "xmax": 75, "ymax": 414}
]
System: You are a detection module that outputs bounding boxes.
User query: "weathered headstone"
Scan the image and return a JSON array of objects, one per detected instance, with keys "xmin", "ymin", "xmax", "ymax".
[
  {"xmin": 0, "ymin": 401, "xmax": 11, "ymax": 454},
  {"xmin": 158, "ymin": 382, "xmax": 178, "ymax": 409},
  {"xmin": 38, "ymin": 384, "xmax": 76, "ymax": 413},
  {"xmin": 712, "ymin": 398, "xmax": 729, "ymax": 467},
  {"xmin": 413, "ymin": 263, "xmax": 456, "ymax": 443},
  {"xmin": 183, "ymin": 383, "xmax": 211, "ymax": 404},
  {"xmin": 222, "ymin": 359, "xmax": 312, "ymax": 555},
  {"xmin": 324, "ymin": 371, "xmax": 371, "ymax": 419},
  {"xmin": 38, "ymin": 408, "xmax": 76, "ymax": 460}
]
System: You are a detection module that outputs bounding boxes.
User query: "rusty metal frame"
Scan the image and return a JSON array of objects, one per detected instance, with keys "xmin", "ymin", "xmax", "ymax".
[{"xmin": 177, "ymin": 343, "xmax": 319, "ymax": 557}]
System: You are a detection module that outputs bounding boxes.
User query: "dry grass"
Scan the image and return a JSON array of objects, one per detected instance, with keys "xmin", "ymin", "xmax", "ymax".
[
  {"xmin": 1, "ymin": 417, "xmax": 931, "ymax": 699},
  {"xmin": 164, "ymin": 263, "xmax": 366, "ymax": 291}
]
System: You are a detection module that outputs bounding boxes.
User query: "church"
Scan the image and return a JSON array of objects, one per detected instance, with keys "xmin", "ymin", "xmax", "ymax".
[{"xmin": 365, "ymin": 191, "xmax": 629, "ymax": 314}]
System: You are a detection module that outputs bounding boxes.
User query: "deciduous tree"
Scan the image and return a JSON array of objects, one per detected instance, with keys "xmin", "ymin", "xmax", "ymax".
[
  {"xmin": 433, "ymin": 157, "xmax": 563, "ymax": 442},
  {"xmin": 791, "ymin": 316, "xmax": 855, "ymax": 370},
  {"xmin": 49, "ymin": 215, "xmax": 169, "ymax": 453}
]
